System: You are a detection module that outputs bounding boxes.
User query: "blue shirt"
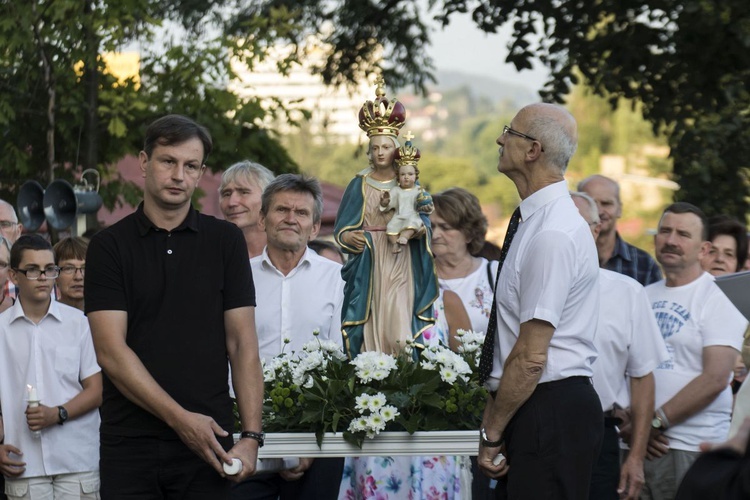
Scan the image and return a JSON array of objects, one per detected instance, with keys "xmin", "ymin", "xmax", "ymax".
[{"xmin": 604, "ymin": 233, "xmax": 662, "ymax": 286}]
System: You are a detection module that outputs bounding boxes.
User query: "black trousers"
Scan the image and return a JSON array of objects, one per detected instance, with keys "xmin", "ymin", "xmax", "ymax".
[
  {"xmin": 100, "ymin": 433, "xmax": 233, "ymax": 500},
  {"xmin": 230, "ymin": 458, "xmax": 344, "ymax": 500},
  {"xmin": 495, "ymin": 377, "xmax": 604, "ymax": 500},
  {"xmin": 589, "ymin": 422, "xmax": 621, "ymax": 499}
]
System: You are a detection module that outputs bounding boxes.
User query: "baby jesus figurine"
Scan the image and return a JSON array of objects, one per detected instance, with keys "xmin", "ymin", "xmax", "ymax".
[{"xmin": 379, "ymin": 138, "xmax": 433, "ymax": 253}]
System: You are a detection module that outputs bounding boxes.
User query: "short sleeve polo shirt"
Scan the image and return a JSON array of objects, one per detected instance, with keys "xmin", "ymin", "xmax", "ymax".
[{"xmin": 85, "ymin": 203, "xmax": 255, "ymax": 437}]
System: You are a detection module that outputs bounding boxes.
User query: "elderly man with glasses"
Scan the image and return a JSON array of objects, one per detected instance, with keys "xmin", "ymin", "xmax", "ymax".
[
  {"xmin": 0, "ymin": 200, "xmax": 21, "ymax": 245},
  {"xmin": 478, "ymin": 104, "xmax": 603, "ymax": 499}
]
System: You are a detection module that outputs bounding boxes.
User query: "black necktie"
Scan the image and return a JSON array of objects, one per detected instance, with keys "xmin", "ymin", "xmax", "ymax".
[{"xmin": 478, "ymin": 207, "xmax": 522, "ymax": 385}]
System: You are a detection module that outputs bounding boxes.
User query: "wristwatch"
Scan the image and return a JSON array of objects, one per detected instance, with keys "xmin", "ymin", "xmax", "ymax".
[
  {"xmin": 652, "ymin": 414, "xmax": 667, "ymax": 431},
  {"xmin": 652, "ymin": 406, "xmax": 670, "ymax": 431},
  {"xmin": 240, "ymin": 430, "xmax": 265, "ymax": 447},
  {"xmin": 480, "ymin": 427, "xmax": 503, "ymax": 448},
  {"xmin": 57, "ymin": 406, "xmax": 69, "ymax": 425}
]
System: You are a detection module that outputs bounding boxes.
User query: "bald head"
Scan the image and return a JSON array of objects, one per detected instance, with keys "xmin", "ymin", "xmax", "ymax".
[
  {"xmin": 577, "ymin": 175, "xmax": 620, "ymax": 200},
  {"xmin": 0, "ymin": 199, "xmax": 21, "ymax": 244},
  {"xmin": 516, "ymin": 103, "xmax": 578, "ymax": 173},
  {"xmin": 577, "ymin": 175, "xmax": 622, "ymax": 236}
]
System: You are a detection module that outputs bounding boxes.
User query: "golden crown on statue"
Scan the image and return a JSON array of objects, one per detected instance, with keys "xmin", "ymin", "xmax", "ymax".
[
  {"xmin": 358, "ymin": 78, "xmax": 406, "ymax": 138},
  {"xmin": 395, "ymin": 131, "xmax": 421, "ymax": 166}
]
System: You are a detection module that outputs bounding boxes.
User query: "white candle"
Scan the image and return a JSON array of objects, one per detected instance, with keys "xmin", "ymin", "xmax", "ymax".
[
  {"xmin": 26, "ymin": 384, "xmax": 42, "ymax": 438},
  {"xmin": 27, "ymin": 384, "xmax": 38, "ymax": 402},
  {"xmin": 223, "ymin": 458, "xmax": 243, "ymax": 475}
]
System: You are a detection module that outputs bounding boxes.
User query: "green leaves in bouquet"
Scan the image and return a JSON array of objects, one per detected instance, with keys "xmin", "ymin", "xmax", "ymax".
[{"xmin": 257, "ymin": 330, "xmax": 488, "ymax": 448}]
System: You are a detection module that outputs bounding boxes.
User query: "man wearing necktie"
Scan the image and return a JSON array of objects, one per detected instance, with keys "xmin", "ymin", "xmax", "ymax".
[{"xmin": 477, "ymin": 103, "xmax": 603, "ymax": 499}]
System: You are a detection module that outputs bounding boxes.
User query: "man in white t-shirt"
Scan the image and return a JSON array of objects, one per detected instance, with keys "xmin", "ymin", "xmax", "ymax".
[
  {"xmin": 572, "ymin": 191, "xmax": 669, "ymax": 500},
  {"xmin": 643, "ymin": 202, "xmax": 748, "ymax": 500},
  {"xmin": 230, "ymin": 174, "xmax": 345, "ymax": 500},
  {"xmin": 0, "ymin": 234, "xmax": 102, "ymax": 499}
]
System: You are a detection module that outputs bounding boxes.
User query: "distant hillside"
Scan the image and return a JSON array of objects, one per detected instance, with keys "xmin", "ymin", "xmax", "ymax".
[{"xmin": 432, "ymin": 70, "xmax": 538, "ymax": 108}]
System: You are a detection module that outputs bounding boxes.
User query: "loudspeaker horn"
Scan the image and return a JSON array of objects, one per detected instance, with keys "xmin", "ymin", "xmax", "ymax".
[
  {"xmin": 43, "ymin": 180, "xmax": 78, "ymax": 230},
  {"xmin": 17, "ymin": 180, "xmax": 46, "ymax": 232},
  {"xmin": 42, "ymin": 179, "xmax": 103, "ymax": 231}
]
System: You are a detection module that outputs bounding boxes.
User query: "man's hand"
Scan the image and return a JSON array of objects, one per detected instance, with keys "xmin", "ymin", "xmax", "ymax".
[
  {"xmin": 26, "ymin": 404, "xmax": 59, "ymax": 431},
  {"xmin": 226, "ymin": 436, "xmax": 260, "ymax": 482},
  {"xmin": 171, "ymin": 410, "xmax": 231, "ymax": 476},
  {"xmin": 0, "ymin": 444, "xmax": 26, "ymax": 477},
  {"xmin": 280, "ymin": 457, "xmax": 313, "ymax": 482},
  {"xmin": 618, "ymin": 454, "xmax": 645, "ymax": 499},
  {"xmin": 477, "ymin": 439, "xmax": 510, "ymax": 479},
  {"xmin": 340, "ymin": 230, "xmax": 366, "ymax": 253},
  {"xmin": 646, "ymin": 430, "xmax": 670, "ymax": 460}
]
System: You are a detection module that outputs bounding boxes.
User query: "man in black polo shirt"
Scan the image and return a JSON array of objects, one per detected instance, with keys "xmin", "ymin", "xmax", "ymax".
[{"xmin": 85, "ymin": 114, "xmax": 264, "ymax": 499}]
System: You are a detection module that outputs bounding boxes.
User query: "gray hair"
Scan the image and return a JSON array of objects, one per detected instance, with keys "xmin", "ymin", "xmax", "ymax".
[
  {"xmin": 219, "ymin": 161, "xmax": 275, "ymax": 193},
  {"xmin": 525, "ymin": 109, "xmax": 577, "ymax": 173},
  {"xmin": 570, "ymin": 191, "xmax": 600, "ymax": 224},
  {"xmin": 0, "ymin": 199, "xmax": 18, "ymax": 223},
  {"xmin": 261, "ymin": 174, "xmax": 324, "ymax": 224}
]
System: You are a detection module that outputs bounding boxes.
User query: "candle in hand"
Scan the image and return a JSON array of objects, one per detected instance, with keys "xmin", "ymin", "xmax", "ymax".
[{"xmin": 27, "ymin": 384, "xmax": 38, "ymax": 402}]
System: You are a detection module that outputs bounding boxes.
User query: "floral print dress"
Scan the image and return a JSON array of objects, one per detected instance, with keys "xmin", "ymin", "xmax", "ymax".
[{"xmin": 338, "ymin": 291, "xmax": 467, "ymax": 500}]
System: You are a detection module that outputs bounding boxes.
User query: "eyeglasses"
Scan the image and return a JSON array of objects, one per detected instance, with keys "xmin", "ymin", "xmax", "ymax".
[
  {"xmin": 59, "ymin": 265, "xmax": 85, "ymax": 276},
  {"xmin": 0, "ymin": 220, "xmax": 18, "ymax": 229},
  {"xmin": 502, "ymin": 125, "xmax": 545, "ymax": 152},
  {"xmin": 13, "ymin": 266, "xmax": 60, "ymax": 280}
]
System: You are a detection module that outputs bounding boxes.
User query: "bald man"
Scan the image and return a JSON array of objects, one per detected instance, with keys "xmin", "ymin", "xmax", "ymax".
[
  {"xmin": 478, "ymin": 104, "xmax": 603, "ymax": 499},
  {"xmin": 578, "ymin": 175, "xmax": 662, "ymax": 286}
]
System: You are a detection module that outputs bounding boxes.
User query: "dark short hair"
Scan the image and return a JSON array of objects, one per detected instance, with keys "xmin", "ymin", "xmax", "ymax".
[
  {"xmin": 261, "ymin": 174, "xmax": 324, "ymax": 224},
  {"xmin": 432, "ymin": 188, "xmax": 488, "ymax": 255},
  {"xmin": 53, "ymin": 236, "xmax": 89, "ymax": 264},
  {"xmin": 708, "ymin": 215, "xmax": 748, "ymax": 271},
  {"xmin": 143, "ymin": 114, "xmax": 213, "ymax": 165},
  {"xmin": 10, "ymin": 234, "xmax": 53, "ymax": 269},
  {"xmin": 308, "ymin": 239, "xmax": 345, "ymax": 261},
  {"xmin": 661, "ymin": 202, "xmax": 709, "ymax": 241}
]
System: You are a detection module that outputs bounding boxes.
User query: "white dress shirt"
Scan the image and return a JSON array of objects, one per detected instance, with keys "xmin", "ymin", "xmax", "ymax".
[
  {"xmin": 0, "ymin": 299, "xmax": 100, "ymax": 477},
  {"xmin": 592, "ymin": 269, "xmax": 669, "ymax": 412},
  {"xmin": 251, "ymin": 247, "xmax": 345, "ymax": 362},
  {"xmin": 488, "ymin": 180, "xmax": 600, "ymax": 389}
]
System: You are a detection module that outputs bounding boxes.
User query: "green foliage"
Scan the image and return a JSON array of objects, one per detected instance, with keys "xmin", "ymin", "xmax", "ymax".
[
  {"xmin": 0, "ymin": 0, "xmax": 298, "ymax": 213},
  {"xmin": 241, "ymin": 0, "xmax": 750, "ymax": 220},
  {"xmin": 229, "ymin": 0, "xmax": 437, "ymax": 93},
  {"xmin": 259, "ymin": 332, "xmax": 487, "ymax": 448}
]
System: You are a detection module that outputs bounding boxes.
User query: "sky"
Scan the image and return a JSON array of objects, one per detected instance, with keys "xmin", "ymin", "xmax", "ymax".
[{"xmin": 427, "ymin": 12, "xmax": 550, "ymax": 92}]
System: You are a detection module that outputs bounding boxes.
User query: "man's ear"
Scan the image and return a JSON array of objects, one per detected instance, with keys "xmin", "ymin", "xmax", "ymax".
[
  {"xmin": 9, "ymin": 268, "xmax": 19, "ymax": 287},
  {"xmin": 138, "ymin": 151, "xmax": 149, "ymax": 177},
  {"xmin": 698, "ymin": 241, "xmax": 712, "ymax": 259},
  {"xmin": 309, "ymin": 221, "xmax": 321, "ymax": 241}
]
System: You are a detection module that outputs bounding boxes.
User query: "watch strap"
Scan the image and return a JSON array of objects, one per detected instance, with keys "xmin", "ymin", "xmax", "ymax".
[
  {"xmin": 57, "ymin": 405, "xmax": 68, "ymax": 425},
  {"xmin": 480, "ymin": 427, "xmax": 503, "ymax": 448},
  {"xmin": 240, "ymin": 430, "xmax": 265, "ymax": 447}
]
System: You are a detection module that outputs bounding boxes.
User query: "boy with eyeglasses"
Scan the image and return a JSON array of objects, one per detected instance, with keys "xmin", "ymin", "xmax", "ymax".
[
  {"xmin": 0, "ymin": 234, "xmax": 102, "ymax": 499},
  {"xmin": 53, "ymin": 237, "xmax": 88, "ymax": 311}
]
